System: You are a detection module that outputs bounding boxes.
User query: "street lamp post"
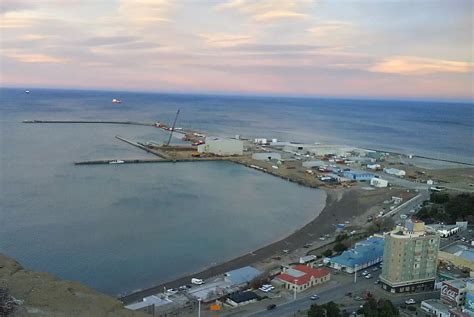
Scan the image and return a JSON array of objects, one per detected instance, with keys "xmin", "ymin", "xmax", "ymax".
[
  {"xmin": 293, "ymin": 279, "xmax": 298, "ymax": 301},
  {"xmin": 197, "ymin": 298, "xmax": 201, "ymax": 317}
]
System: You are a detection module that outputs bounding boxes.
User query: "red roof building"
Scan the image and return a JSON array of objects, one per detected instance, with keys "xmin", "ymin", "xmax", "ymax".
[{"xmin": 274, "ymin": 264, "xmax": 331, "ymax": 292}]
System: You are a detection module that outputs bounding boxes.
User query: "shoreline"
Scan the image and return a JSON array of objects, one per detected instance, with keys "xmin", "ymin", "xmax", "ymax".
[{"xmin": 120, "ymin": 187, "xmax": 351, "ymax": 304}]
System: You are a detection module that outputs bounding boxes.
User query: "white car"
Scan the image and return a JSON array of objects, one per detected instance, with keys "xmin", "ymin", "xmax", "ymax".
[
  {"xmin": 365, "ymin": 274, "xmax": 372, "ymax": 279},
  {"xmin": 362, "ymin": 271, "xmax": 369, "ymax": 276},
  {"xmin": 405, "ymin": 299, "xmax": 416, "ymax": 305}
]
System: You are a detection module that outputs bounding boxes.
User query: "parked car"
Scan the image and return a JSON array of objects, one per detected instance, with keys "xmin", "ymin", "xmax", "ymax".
[
  {"xmin": 362, "ymin": 271, "xmax": 369, "ymax": 276},
  {"xmin": 405, "ymin": 299, "xmax": 416, "ymax": 305},
  {"xmin": 267, "ymin": 304, "xmax": 276, "ymax": 310},
  {"xmin": 310, "ymin": 294, "xmax": 320, "ymax": 300},
  {"xmin": 365, "ymin": 274, "xmax": 372, "ymax": 279}
]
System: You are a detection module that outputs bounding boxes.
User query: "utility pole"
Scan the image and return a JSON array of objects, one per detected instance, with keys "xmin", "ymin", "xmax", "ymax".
[
  {"xmin": 197, "ymin": 298, "xmax": 201, "ymax": 317},
  {"xmin": 354, "ymin": 267, "xmax": 357, "ymax": 283}
]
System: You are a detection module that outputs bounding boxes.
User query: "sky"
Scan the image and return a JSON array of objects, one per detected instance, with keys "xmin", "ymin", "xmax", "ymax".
[{"xmin": 0, "ymin": 0, "xmax": 473, "ymax": 100}]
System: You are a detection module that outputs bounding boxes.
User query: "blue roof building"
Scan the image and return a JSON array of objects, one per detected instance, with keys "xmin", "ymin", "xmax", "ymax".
[
  {"xmin": 224, "ymin": 266, "xmax": 262, "ymax": 287},
  {"xmin": 343, "ymin": 170, "xmax": 374, "ymax": 181},
  {"xmin": 325, "ymin": 236, "xmax": 385, "ymax": 273}
]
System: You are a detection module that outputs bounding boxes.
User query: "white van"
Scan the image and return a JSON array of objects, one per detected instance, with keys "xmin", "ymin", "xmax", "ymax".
[{"xmin": 191, "ymin": 278, "xmax": 204, "ymax": 285}]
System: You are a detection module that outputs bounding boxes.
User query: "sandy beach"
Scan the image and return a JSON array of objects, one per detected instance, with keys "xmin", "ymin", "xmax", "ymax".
[{"xmin": 120, "ymin": 186, "xmax": 399, "ymax": 305}]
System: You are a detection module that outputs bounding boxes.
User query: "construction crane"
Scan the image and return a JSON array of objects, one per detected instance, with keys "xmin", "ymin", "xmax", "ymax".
[{"xmin": 165, "ymin": 109, "xmax": 180, "ymax": 146}]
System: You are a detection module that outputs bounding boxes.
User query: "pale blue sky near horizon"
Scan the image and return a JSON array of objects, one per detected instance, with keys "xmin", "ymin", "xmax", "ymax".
[{"xmin": 1, "ymin": 0, "xmax": 473, "ymax": 100}]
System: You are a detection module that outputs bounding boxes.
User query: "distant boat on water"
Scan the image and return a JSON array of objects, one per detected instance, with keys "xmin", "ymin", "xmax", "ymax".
[
  {"xmin": 112, "ymin": 98, "xmax": 122, "ymax": 104},
  {"xmin": 25, "ymin": 90, "xmax": 30, "ymax": 93}
]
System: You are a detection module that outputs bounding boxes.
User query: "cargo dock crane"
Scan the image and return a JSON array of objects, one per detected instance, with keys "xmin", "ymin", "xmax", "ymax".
[{"xmin": 165, "ymin": 109, "xmax": 180, "ymax": 146}]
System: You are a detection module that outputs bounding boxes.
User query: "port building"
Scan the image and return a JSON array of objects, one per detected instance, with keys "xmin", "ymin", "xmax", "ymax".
[
  {"xmin": 324, "ymin": 236, "xmax": 385, "ymax": 273},
  {"xmin": 198, "ymin": 137, "xmax": 243, "ymax": 156},
  {"xmin": 273, "ymin": 264, "xmax": 330, "ymax": 293},
  {"xmin": 370, "ymin": 177, "xmax": 388, "ymax": 187},
  {"xmin": 343, "ymin": 170, "xmax": 374, "ymax": 181},
  {"xmin": 379, "ymin": 220, "xmax": 440, "ymax": 293},
  {"xmin": 383, "ymin": 168, "xmax": 406, "ymax": 177},
  {"xmin": 283, "ymin": 144, "xmax": 355, "ymax": 156}
]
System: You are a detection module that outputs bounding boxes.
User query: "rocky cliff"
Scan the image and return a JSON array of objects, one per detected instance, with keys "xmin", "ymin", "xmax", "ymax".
[{"xmin": 0, "ymin": 254, "xmax": 147, "ymax": 317}]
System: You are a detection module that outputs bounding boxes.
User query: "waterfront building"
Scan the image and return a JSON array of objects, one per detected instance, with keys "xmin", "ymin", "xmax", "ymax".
[
  {"xmin": 383, "ymin": 167, "xmax": 406, "ymax": 177},
  {"xmin": 370, "ymin": 177, "xmax": 388, "ymax": 187},
  {"xmin": 197, "ymin": 137, "xmax": 243, "ymax": 155},
  {"xmin": 380, "ymin": 220, "xmax": 440, "ymax": 293},
  {"xmin": 273, "ymin": 264, "xmax": 330, "ymax": 293},
  {"xmin": 343, "ymin": 170, "xmax": 374, "ymax": 181},
  {"xmin": 224, "ymin": 266, "xmax": 262, "ymax": 288},
  {"xmin": 282, "ymin": 144, "xmax": 354, "ymax": 156},
  {"xmin": 367, "ymin": 163, "xmax": 381, "ymax": 170},
  {"xmin": 325, "ymin": 236, "xmax": 385, "ymax": 273},
  {"xmin": 302, "ymin": 160, "xmax": 328, "ymax": 168}
]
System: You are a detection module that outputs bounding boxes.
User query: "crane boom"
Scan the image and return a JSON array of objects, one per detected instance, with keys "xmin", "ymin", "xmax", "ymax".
[{"xmin": 166, "ymin": 109, "xmax": 180, "ymax": 146}]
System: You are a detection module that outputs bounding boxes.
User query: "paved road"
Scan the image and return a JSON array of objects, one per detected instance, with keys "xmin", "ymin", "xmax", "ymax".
[
  {"xmin": 247, "ymin": 272, "xmax": 381, "ymax": 317},
  {"xmin": 386, "ymin": 189, "xmax": 430, "ymax": 223}
]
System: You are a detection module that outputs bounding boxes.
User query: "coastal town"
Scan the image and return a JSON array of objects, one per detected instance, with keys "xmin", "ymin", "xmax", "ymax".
[{"xmin": 10, "ymin": 117, "xmax": 473, "ymax": 317}]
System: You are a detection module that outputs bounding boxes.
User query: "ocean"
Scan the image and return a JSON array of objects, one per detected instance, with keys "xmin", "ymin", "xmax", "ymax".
[{"xmin": 0, "ymin": 88, "xmax": 472, "ymax": 295}]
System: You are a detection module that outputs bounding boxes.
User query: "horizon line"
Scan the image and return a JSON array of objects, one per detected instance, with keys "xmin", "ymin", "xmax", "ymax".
[{"xmin": 2, "ymin": 85, "xmax": 473, "ymax": 104}]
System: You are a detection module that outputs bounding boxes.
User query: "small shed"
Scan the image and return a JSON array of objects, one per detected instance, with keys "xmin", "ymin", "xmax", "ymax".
[{"xmin": 226, "ymin": 291, "xmax": 259, "ymax": 307}]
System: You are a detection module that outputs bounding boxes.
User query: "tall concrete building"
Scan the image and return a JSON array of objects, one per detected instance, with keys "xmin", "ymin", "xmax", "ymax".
[{"xmin": 380, "ymin": 220, "xmax": 440, "ymax": 293}]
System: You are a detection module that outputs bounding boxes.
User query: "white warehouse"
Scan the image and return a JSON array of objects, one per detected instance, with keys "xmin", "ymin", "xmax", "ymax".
[
  {"xmin": 198, "ymin": 137, "xmax": 243, "ymax": 156},
  {"xmin": 370, "ymin": 177, "xmax": 388, "ymax": 188},
  {"xmin": 383, "ymin": 168, "xmax": 406, "ymax": 177}
]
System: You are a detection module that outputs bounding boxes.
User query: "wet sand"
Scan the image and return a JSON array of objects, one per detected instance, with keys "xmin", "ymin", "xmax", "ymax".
[{"xmin": 120, "ymin": 186, "xmax": 394, "ymax": 305}]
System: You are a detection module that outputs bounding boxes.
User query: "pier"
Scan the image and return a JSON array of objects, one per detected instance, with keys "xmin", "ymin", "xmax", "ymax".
[
  {"xmin": 23, "ymin": 120, "xmax": 154, "ymax": 126},
  {"xmin": 115, "ymin": 136, "xmax": 171, "ymax": 159},
  {"xmin": 74, "ymin": 158, "xmax": 225, "ymax": 165}
]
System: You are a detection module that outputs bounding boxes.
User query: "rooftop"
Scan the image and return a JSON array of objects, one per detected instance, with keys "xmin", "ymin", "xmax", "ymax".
[
  {"xmin": 228, "ymin": 291, "xmax": 258, "ymax": 303},
  {"xmin": 125, "ymin": 295, "xmax": 172, "ymax": 310},
  {"xmin": 422, "ymin": 299, "xmax": 452, "ymax": 314},
  {"xmin": 329, "ymin": 236, "xmax": 384, "ymax": 267},
  {"xmin": 276, "ymin": 265, "xmax": 330, "ymax": 285},
  {"xmin": 225, "ymin": 266, "xmax": 262, "ymax": 286},
  {"xmin": 442, "ymin": 243, "xmax": 474, "ymax": 261}
]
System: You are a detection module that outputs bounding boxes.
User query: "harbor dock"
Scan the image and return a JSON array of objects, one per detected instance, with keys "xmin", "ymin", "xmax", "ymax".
[{"xmin": 23, "ymin": 120, "xmax": 154, "ymax": 126}]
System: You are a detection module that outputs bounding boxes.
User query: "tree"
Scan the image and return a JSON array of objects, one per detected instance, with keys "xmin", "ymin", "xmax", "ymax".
[
  {"xmin": 430, "ymin": 192, "xmax": 450, "ymax": 204},
  {"xmin": 325, "ymin": 301, "xmax": 341, "ymax": 317},
  {"xmin": 359, "ymin": 297, "xmax": 399, "ymax": 317},
  {"xmin": 335, "ymin": 233, "xmax": 348, "ymax": 242},
  {"xmin": 333, "ymin": 243, "xmax": 348, "ymax": 253},
  {"xmin": 378, "ymin": 299, "xmax": 399, "ymax": 316},
  {"xmin": 322, "ymin": 249, "xmax": 333, "ymax": 257},
  {"xmin": 308, "ymin": 302, "xmax": 342, "ymax": 317},
  {"xmin": 308, "ymin": 303, "xmax": 325, "ymax": 317}
]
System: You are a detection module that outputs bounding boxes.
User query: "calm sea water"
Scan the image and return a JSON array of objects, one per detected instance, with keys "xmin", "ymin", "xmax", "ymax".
[{"xmin": 0, "ymin": 88, "xmax": 472, "ymax": 295}]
